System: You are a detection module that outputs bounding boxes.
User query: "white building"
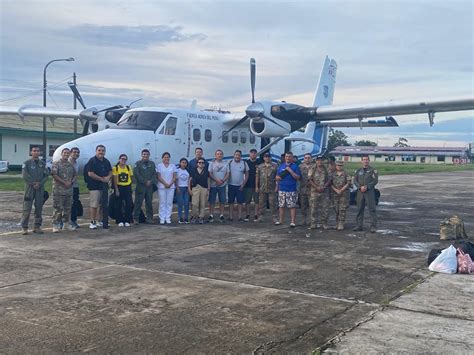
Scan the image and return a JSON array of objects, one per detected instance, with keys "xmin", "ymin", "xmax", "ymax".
[{"xmin": 330, "ymin": 146, "xmax": 470, "ymax": 164}]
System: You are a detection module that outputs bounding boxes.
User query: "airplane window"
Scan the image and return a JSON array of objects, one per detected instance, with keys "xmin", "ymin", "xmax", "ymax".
[
  {"xmin": 231, "ymin": 131, "xmax": 238, "ymax": 143},
  {"xmin": 249, "ymin": 133, "xmax": 256, "ymax": 144},
  {"xmin": 115, "ymin": 111, "xmax": 170, "ymax": 132},
  {"xmin": 222, "ymin": 131, "xmax": 228, "ymax": 143},
  {"xmin": 105, "ymin": 110, "xmax": 125, "ymax": 124},
  {"xmin": 205, "ymin": 129, "xmax": 212, "ymax": 142},
  {"xmin": 193, "ymin": 128, "xmax": 201, "ymax": 141},
  {"xmin": 240, "ymin": 131, "xmax": 247, "ymax": 144},
  {"xmin": 160, "ymin": 117, "xmax": 177, "ymax": 135}
]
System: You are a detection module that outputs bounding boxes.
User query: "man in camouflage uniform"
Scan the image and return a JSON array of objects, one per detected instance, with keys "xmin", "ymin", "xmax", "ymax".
[
  {"xmin": 133, "ymin": 149, "xmax": 157, "ymax": 224},
  {"xmin": 255, "ymin": 152, "xmax": 277, "ymax": 222},
  {"xmin": 298, "ymin": 153, "xmax": 313, "ymax": 225},
  {"xmin": 51, "ymin": 148, "xmax": 76, "ymax": 232},
  {"xmin": 353, "ymin": 155, "xmax": 378, "ymax": 233},
  {"xmin": 308, "ymin": 156, "xmax": 330, "ymax": 230},
  {"xmin": 20, "ymin": 146, "xmax": 49, "ymax": 235},
  {"xmin": 331, "ymin": 161, "xmax": 350, "ymax": 230}
]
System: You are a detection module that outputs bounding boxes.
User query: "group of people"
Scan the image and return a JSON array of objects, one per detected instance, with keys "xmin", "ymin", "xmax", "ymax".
[{"xmin": 20, "ymin": 145, "xmax": 379, "ymax": 234}]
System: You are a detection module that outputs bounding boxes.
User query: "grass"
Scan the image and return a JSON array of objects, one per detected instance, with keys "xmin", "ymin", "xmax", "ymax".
[{"xmin": 0, "ymin": 163, "xmax": 472, "ymax": 192}]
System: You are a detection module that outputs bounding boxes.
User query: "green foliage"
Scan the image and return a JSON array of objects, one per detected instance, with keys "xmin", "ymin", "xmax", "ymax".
[
  {"xmin": 327, "ymin": 129, "xmax": 350, "ymax": 152},
  {"xmin": 393, "ymin": 137, "xmax": 410, "ymax": 147},
  {"xmin": 354, "ymin": 139, "xmax": 377, "ymax": 146}
]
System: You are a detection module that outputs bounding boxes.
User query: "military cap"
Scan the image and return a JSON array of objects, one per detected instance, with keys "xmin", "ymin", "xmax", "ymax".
[
  {"xmin": 336, "ymin": 160, "xmax": 344, "ymax": 165},
  {"xmin": 316, "ymin": 155, "xmax": 323, "ymax": 160}
]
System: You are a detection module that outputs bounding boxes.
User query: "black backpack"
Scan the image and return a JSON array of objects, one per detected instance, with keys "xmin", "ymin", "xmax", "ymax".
[{"xmin": 83, "ymin": 159, "xmax": 93, "ymax": 186}]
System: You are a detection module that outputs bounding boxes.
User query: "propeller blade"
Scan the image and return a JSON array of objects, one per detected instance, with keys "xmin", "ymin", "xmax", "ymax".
[
  {"xmin": 250, "ymin": 58, "xmax": 256, "ymax": 103},
  {"xmin": 221, "ymin": 115, "xmax": 249, "ymax": 138},
  {"xmin": 94, "ymin": 105, "xmax": 123, "ymax": 114},
  {"xmin": 67, "ymin": 82, "xmax": 86, "ymax": 109},
  {"xmin": 82, "ymin": 120, "xmax": 89, "ymax": 136}
]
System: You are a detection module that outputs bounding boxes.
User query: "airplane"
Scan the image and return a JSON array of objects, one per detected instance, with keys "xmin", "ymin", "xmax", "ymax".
[{"xmin": 0, "ymin": 56, "xmax": 473, "ymax": 170}]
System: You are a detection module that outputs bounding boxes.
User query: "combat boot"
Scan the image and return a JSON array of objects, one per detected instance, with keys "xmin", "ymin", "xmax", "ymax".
[
  {"xmin": 22, "ymin": 228, "xmax": 29, "ymax": 235},
  {"xmin": 33, "ymin": 227, "xmax": 44, "ymax": 234},
  {"xmin": 370, "ymin": 226, "xmax": 377, "ymax": 233}
]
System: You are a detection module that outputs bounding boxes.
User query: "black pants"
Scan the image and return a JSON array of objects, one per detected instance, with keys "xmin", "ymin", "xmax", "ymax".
[
  {"xmin": 117, "ymin": 185, "xmax": 133, "ymax": 223},
  {"xmin": 70, "ymin": 187, "xmax": 80, "ymax": 222}
]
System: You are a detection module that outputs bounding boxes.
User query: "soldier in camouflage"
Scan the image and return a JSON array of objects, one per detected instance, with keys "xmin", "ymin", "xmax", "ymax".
[
  {"xmin": 298, "ymin": 153, "xmax": 313, "ymax": 225},
  {"xmin": 331, "ymin": 161, "xmax": 350, "ymax": 230},
  {"xmin": 308, "ymin": 156, "xmax": 330, "ymax": 230},
  {"xmin": 51, "ymin": 148, "xmax": 76, "ymax": 232},
  {"xmin": 353, "ymin": 155, "xmax": 378, "ymax": 233},
  {"xmin": 133, "ymin": 149, "xmax": 157, "ymax": 224},
  {"xmin": 20, "ymin": 146, "xmax": 50, "ymax": 235},
  {"xmin": 255, "ymin": 152, "xmax": 278, "ymax": 222}
]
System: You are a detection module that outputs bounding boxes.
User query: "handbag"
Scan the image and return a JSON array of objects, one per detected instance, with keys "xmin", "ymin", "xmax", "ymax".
[{"xmin": 457, "ymin": 248, "xmax": 473, "ymax": 274}]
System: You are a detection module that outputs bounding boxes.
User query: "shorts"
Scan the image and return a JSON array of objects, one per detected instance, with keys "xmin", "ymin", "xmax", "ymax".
[
  {"xmin": 209, "ymin": 186, "xmax": 226, "ymax": 204},
  {"xmin": 244, "ymin": 187, "xmax": 259, "ymax": 204},
  {"xmin": 228, "ymin": 185, "xmax": 245, "ymax": 204},
  {"xmin": 278, "ymin": 191, "xmax": 298, "ymax": 209},
  {"xmin": 89, "ymin": 190, "xmax": 103, "ymax": 208}
]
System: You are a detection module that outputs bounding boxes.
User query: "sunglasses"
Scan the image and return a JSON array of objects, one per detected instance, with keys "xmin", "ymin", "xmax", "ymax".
[
  {"xmin": 120, "ymin": 158, "xmax": 127, "ymax": 161},
  {"xmin": 198, "ymin": 161, "xmax": 205, "ymax": 164}
]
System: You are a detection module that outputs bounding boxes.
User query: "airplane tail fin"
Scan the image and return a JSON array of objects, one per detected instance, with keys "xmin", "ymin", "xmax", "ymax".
[{"xmin": 304, "ymin": 56, "xmax": 338, "ymax": 155}]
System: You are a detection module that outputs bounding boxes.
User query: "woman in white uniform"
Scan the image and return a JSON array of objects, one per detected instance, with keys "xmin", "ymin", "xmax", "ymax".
[{"xmin": 156, "ymin": 152, "xmax": 177, "ymax": 224}]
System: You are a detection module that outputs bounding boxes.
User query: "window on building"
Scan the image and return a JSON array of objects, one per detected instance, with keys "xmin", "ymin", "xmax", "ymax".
[
  {"xmin": 232, "ymin": 131, "xmax": 238, "ymax": 143},
  {"xmin": 249, "ymin": 133, "xmax": 256, "ymax": 144},
  {"xmin": 402, "ymin": 155, "xmax": 416, "ymax": 162},
  {"xmin": 420, "ymin": 157, "xmax": 426, "ymax": 163},
  {"xmin": 240, "ymin": 131, "xmax": 247, "ymax": 144},
  {"xmin": 159, "ymin": 117, "xmax": 177, "ymax": 135},
  {"xmin": 388, "ymin": 155, "xmax": 396, "ymax": 161},
  {"xmin": 49, "ymin": 145, "xmax": 60, "ymax": 157},
  {"xmin": 205, "ymin": 129, "xmax": 212, "ymax": 142},
  {"xmin": 193, "ymin": 128, "xmax": 201, "ymax": 141},
  {"xmin": 437, "ymin": 155, "xmax": 445, "ymax": 162},
  {"xmin": 375, "ymin": 154, "xmax": 382, "ymax": 158},
  {"xmin": 222, "ymin": 131, "xmax": 228, "ymax": 143}
]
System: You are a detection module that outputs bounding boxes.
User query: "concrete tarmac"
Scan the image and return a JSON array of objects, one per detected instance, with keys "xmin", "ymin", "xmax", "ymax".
[{"xmin": 0, "ymin": 171, "xmax": 472, "ymax": 353}]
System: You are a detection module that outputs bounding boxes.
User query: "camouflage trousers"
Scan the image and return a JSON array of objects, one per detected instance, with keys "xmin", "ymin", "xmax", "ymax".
[
  {"xmin": 299, "ymin": 192, "xmax": 310, "ymax": 224},
  {"xmin": 52, "ymin": 193, "xmax": 72, "ymax": 225},
  {"xmin": 310, "ymin": 191, "xmax": 328, "ymax": 227},
  {"xmin": 333, "ymin": 191, "xmax": 349, "ymax": 224},
  {"xmin": 258, "ymin": 192, "xmax": 277, "ymax": 220},
  {"xmin": 20, "ymin": 186, "xmax": 44, "ymax": 228}
]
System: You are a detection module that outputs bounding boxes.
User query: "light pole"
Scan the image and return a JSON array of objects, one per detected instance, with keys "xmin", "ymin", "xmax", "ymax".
[{"xmin": 42, "ymin": 57, "xmax": 74, "ymax": 160}]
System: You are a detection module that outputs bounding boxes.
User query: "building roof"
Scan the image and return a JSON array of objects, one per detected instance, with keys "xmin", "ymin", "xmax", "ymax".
[
  {"xmin": 330, "ymin": 146, "xmax": 467, "ymax": 156},
  {"xmin": 0, "ymin": 114, "xmax": 77, "ymax": 133}
]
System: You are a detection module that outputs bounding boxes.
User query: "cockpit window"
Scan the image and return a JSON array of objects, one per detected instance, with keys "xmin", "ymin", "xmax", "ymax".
[
  {"xmin": 115, "ymin": 111, "xmax": 170, "ymax": 132},
  {"xmin": 158, "ymin": 116, "xmax": 178, "ymax": 135}
]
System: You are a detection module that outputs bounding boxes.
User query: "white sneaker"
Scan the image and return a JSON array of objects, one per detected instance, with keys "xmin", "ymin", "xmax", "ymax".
[
  {"xmin": 89, "ymin": 222, "xmax": 97, "ymax": 229},
  {"xmin": 118, "ymin": 222, "xmax": 124, "ymax": 227},
  {"xmin": 166, "ymin": 219, "xmax": 171, "ymax": 224},
  {"xmin": 67, "ymin": 223, "xmax": 77, "ymax": 231},
  {"xmin": 52, "ymin": 225, "xmax": 60, "ymax": 233},
  {"xmin": 160, "ymin": 220, "xmax": 165, "ymax": 225},
  {"xmin": 124, "ymin": 222, "xmax": 130, "ymax": 227},
  {"xmin": 98, "ymin": 221, "xmax": 104, "ymax": 227}
]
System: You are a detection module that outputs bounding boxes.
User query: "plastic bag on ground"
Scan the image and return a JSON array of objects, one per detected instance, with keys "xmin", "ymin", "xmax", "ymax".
[
  {"xmin": 428, "ymin": 245, "xmax": 457, "ymax": 274},
  {"xmin": 457, "ymin": 248, "xmax": 473, "ymax": 274}
]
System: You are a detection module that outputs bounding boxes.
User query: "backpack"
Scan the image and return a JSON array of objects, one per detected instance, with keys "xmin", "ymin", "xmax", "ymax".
[{"xmin": 83, "ymin": 159, "xmax": 93, "ymax": 186}]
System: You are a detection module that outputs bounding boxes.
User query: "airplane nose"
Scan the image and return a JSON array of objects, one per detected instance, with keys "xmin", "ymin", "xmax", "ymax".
[{"xmin": 245, "ymin": 102, "xmax": 264, "ymax": 118}]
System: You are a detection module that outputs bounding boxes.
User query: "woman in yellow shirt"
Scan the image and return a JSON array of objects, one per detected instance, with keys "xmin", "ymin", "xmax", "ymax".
[{"xmin": 112, "ymin": 154, "xmax": 133, "ymax": 227}]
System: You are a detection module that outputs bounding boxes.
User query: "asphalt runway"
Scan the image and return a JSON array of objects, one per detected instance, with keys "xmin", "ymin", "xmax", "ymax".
[{"xmin": 0, "ymin": 171, "xmax": 472, "ymax": 353}]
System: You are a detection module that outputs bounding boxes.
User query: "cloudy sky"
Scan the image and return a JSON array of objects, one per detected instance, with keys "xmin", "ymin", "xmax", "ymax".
[{"xmin": 0, "ymin": 0, "xmax": 472, "ymax": 147}]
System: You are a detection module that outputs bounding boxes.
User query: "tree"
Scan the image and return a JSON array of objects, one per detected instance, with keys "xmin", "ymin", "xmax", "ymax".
[
  {"xmin": 354, "ymin": 140, "xmax": 377, "ymax": 147},
  {"xmin": 394, "ymin": 137, "xmax": 410, "ymax": 147},
  {"xmin": 327, "ymin": 129, "xmax": 350, "ymax": 152}
]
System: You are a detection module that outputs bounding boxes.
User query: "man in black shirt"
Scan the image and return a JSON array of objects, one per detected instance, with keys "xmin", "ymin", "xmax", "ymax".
[
  {"xmin": 244, "ymin": 149, "xmax": 261, "ymax": 222},
  {"xmin": 86, "ymin": 145, "xmax": 112, "ymax": 229}
]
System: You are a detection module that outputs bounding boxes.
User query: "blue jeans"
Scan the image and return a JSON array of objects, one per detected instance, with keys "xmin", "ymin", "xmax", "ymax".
[{"xmin": 176, "ymin": 187, "xmax": 190, "ymax": 219}]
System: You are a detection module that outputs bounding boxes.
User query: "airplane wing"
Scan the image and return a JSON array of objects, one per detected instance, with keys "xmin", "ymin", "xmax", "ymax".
[
  {"xmin": 0, "ymin": 105, "xmax": 81, "ymax": 119},
  {"xmin": 301, "ymin": 97, "xmax": 473, "ymax": 126}
]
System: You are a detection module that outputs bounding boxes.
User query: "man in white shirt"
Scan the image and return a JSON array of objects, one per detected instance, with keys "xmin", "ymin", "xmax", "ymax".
[
  {"xmin": 208, "ymin": 149, "xmax": 229, "ymax": 223},
  {"xmin": 227, "ymin": 150, "xmax": 249, "ymax": 222}
]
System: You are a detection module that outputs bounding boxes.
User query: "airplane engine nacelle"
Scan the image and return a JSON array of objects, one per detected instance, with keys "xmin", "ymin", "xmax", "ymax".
[{"xmin": 250, "ymin": 117, "xmax": 291, "ymax": 137}]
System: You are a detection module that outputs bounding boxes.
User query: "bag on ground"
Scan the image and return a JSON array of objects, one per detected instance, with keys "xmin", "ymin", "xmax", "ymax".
[
  {"xmin": 456, "ymin": 248, "xmax": 473, "ymax": 274},
  {"xmin": 428, "ymin": 245, "xmax": 457, "ymax": 274},
  {"xmin": 427, "ymin": 248, "xmax": 442, "ymax": 265}
]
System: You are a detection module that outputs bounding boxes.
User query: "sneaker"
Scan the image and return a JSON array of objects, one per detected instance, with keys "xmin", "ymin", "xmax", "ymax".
[
  {"xmin": 274, "ymin": 221, "xmax": 281, "ymax": 225},
  {"xmin": 352, "ymin": 226, "xmax": 363, "ymax": 232},
  {"xmin": 219, "ymin": 215, "xmax": 225, "ymax": 223},
  {"xmin": 166, "ymin": 219, "xmax": 172, "ymax": 224},
  {"xmin": 253, "ymin": 215, "xmax": 258, "ymax": 222},
  {"xmin": 184, "ymin": 218, "xmax": 190, "ymax": 224},
  {"xmin": 238, "ymin": 218, "xmax": 245, "ymax": 222},
  {"xmin": 244, "ymin": 215, "xmax": 250, "ymax": 222},
  {"xmin": 160, "ymin": 220, "xmax": 165, "ymax": 225},
  {"xmin": 33, "ymin": 227, "xmax": 44, "ymax": 234},
  {"xmin": 125, "ymin": 222, "xmax": 131, "ymax": 227},
  {"xmin": 199, "ymin": 218, "xmax": 204, "ymax": 224},
  {"xmin": 67, "ymin": 223, "xmax": 77, "ymax": 231},
  {"xmin": 290, "ymin": 223, "xmax": 296, "ymax": 228},
  {"xmin": 208, "ymin": 215, "xmax": 214, "ymax": 223},
  {"xmin": 370, "ymin": 226, "xmax": 377, "ymax": 233},
  {"xmin": 70, "ymin": 221, "xmax": 80, "ymax": 229},
  {"xmin": 178, "ymin": 218, "xmax": 184, "ymax": 224},
  {"xmin": 21, "ymin": 228, "xmax": 28, "ymax": 235},
  {"xmin": 118, "ymin": 222, "xmax": 124, "ymax": 227},
  {"xmin": 97, "ymin": 221, "xmax": 104, "ymax": 227},
  {"xmin": 89, "ymin": 221, "xmax": 97, "ymax": 229}
]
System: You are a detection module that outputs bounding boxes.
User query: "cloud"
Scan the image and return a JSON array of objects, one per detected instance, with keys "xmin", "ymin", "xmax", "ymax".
[{"xmin": 61, "ymin": 24, "xmax": 206, "ymax": 49}]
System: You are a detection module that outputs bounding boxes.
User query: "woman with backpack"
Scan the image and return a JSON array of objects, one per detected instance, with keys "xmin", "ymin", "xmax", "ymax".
[{"xmin": 112, "ymin": 154, "xmax": 134, "ymax": 227}]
